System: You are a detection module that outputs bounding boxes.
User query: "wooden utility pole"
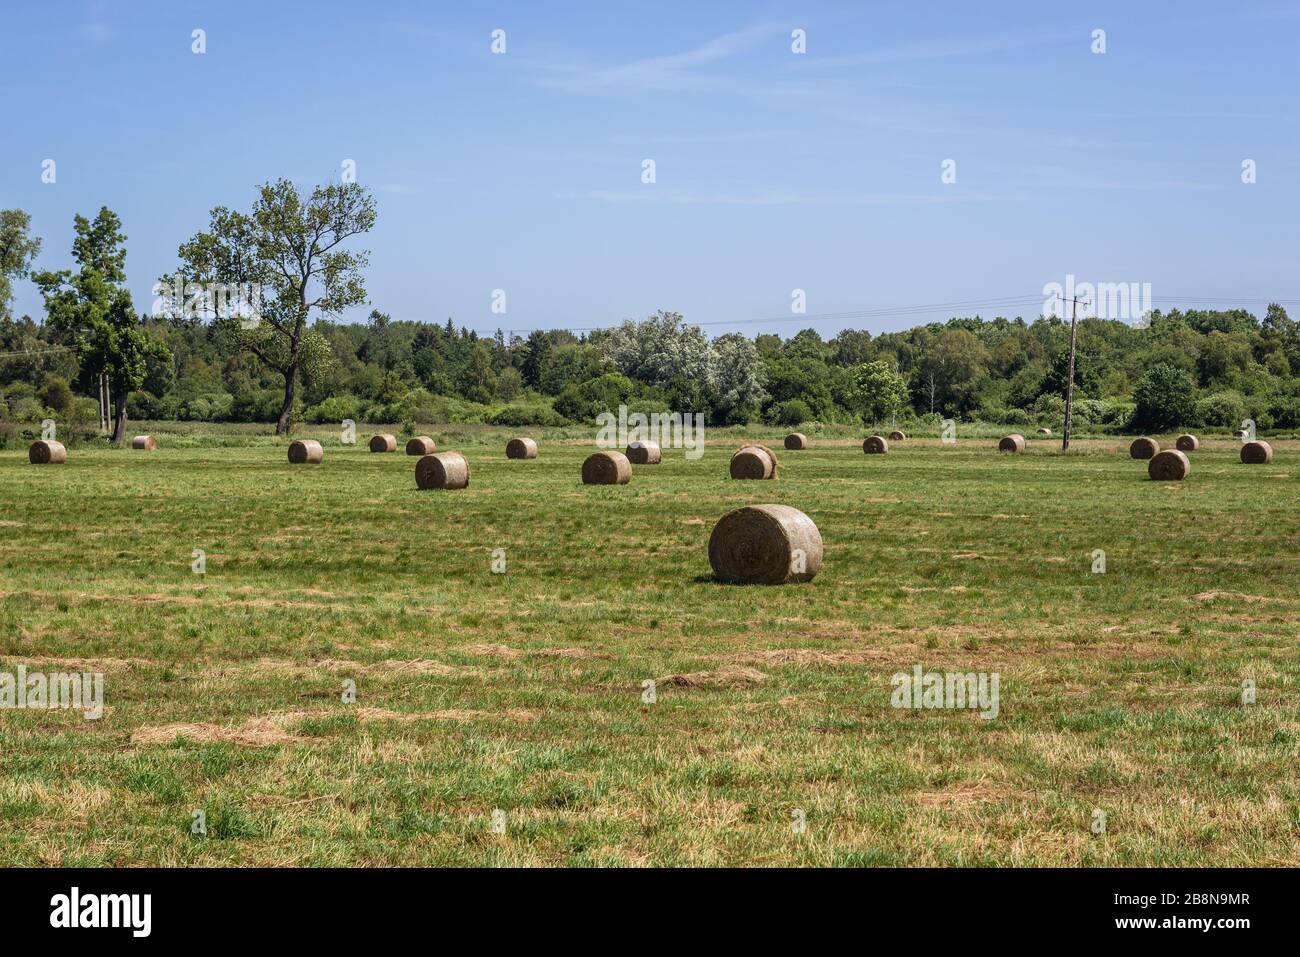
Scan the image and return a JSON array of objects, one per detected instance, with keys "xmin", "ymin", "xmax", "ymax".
[{"xmin": 1060, "ymin": 294, "xmax": 1089, "ymax": 452}]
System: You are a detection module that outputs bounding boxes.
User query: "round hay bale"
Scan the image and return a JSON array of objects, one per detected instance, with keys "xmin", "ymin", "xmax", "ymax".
[
  {"xmin": 1148, "ymin": 449, "xmax": 1190, "ymax": 481},
  {"xmin": 1241, "ymin": 440, "xmax": 1273, "ymax": 464},
  {"xmin": 1037, "ymin": 427, "xmax": 1052, "ymax": 436},
  {"xmin": 287, "ymin": 439, "xmax": 323, "ymax": 464},
  {"xmin": 506, "ymin": 437, "xmax": 538, "ymax": 459},
  {"xmin": 863, "ymin": 435, "xmax": 889, "ymax": 455},
  {"xmin": 708, "ymin": 504, "xmax": 823, "ymax": 585},
  {"xmin": 887, "ymin": 430, "xmax": 907, "ymax": 442},
  {"xmin": 28, "ymin": 440, "xmax": 67, "ymax": 465},
  {"xmin": 998, "ymin": 434, "xmax": 1025, "ymax": 453},
  {"xmin": 730, "ymin": 445, "xmax": 778, "ymax": 479},
  {"xmin": 625, "ymin": 440, "xmax": 662, "ymax": 464},
  {"xmin": 582, "ymin": 450, "xmax": 631, "ymax": 484},
  {"xmin": 131, "ymin": 435, "xmax": 157, "ymax": 451},
  {"xmin": 406, "ymin": 436, "xmax": 436, "ymax": 456},
  {"xmin": 784, "ymin": 432, "xmax": 809, "ymax": 450},
  {"xmin": 368, "ymin": 433, "xmax": 397, "ymax": 453},
  {"xmin": 415, "ymin": 451, "xmax": 470, "ymax": 489},
  {"xmin": 1233, "ymin": 429, "xmax": 1247, "ymax": 440},
  {"xmin": 1175, "ymin": 434, "xmax": 1199, "ymax": 452},
  {"xmin": 1129, "ymin": 437, "xmax": 1159, "ymax": 460}
]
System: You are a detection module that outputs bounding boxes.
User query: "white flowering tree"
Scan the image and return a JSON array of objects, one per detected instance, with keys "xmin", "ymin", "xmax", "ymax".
[
  {"xmin": 602, "ymin": 312, "xmax": 766, "ymax": 423},
  {"xmin": 604, "ymin": 311, "xmax": 715, "ymax": 390},
  {"xmin": 711, "ymin": 333, "xmax": 768, "ymax": 424}
]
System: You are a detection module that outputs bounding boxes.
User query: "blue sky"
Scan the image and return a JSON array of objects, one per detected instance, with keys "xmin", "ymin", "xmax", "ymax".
[{"xmin": 4, "ymin": 0, "xmax": 1298, "ymax": 337}]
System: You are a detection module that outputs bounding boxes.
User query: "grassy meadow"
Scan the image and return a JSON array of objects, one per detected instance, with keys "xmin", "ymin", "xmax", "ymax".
[{"xmin": 1, "ymin": 424, "xmax": 1298, "ymax": 866}]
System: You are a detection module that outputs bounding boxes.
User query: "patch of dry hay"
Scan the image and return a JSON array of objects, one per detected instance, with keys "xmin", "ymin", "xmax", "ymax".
[{"xmin": 655, "ymin": 666, "xmax": 768, "ymax": 688}]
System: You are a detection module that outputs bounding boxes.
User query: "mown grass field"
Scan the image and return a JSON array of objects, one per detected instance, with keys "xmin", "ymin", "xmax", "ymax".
[{"xmin": 1, "ymin": 426, "xmax": 1297, "ymax": 866}]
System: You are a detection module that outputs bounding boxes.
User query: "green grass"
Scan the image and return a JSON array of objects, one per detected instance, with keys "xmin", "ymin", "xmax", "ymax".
[{"xmin": 1, "ymin": 426, "xmax": 1297, "ymax": 866}]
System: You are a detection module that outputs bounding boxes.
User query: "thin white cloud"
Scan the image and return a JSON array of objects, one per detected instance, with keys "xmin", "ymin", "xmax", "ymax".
[
  {"xmin": 529, "ymin": 22, "xmax": 791, "ymax": 93},
  {"xmin": 560, "ymin": 189, "xmax": 996, "ymax": 206},
  {"xmin": 792, "ymin": 25, "xmax": 1073, "ymax": 69},
  {"xmin": 83, "ymin": 0, "xmax": 114, "ymax": 41}
]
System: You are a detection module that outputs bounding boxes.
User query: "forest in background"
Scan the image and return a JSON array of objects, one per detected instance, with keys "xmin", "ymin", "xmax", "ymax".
[{"xmin": 4, "ymin": 199, "xmax": 1300, "ymax": 440}]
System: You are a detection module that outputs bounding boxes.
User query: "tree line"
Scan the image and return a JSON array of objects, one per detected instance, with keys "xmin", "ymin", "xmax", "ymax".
[{"xmin": 3, "ymin": 184, "xmax": 1298, "ymax": 441}]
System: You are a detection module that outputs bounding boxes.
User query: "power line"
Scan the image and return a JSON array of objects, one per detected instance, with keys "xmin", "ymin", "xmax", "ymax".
[
  {"xmin": 502, "ymin": 292, "xmax": 1299, "ymax": 337},
  {"xmin": 0, "ymin": 344, "xmax": 76, "ymax": 360}
]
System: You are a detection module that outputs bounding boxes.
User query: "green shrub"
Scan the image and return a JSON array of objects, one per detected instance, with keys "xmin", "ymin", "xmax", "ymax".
[
  {"xmin": 178, "ymin": 393, "xmax": 234, "ymax": 422},
  {"xmin": 1266, "ymin": 394, "xmax": 1300, "ymax": 429},
  {"xmin": 229, "ymin": 388, "xmax": 288, "ymax": 424},
  {"xmin": 773, "ymin": 399, "xmax": 812, "ymax": 426},
  {"xmin": 128, "ymin": 390, "xmax": 178, "ymax": 420},
  {"xmin": 305, "ymin": 394, "xmax": 362, "ymax": 425},
  {"xmin": 1032, "ymin": 393, "xmax": 1065, "ymax": 423},
  {"xmin": 1195, "ymin": 390, "xmax": 1247, "ymax": 429},
  {"xmin": 553, "ymin": 373, "xmax": 636, "ymax": 423},
  {"xmin": 487, "ymin": 403, "xmax": 567, "ymax": 427}
]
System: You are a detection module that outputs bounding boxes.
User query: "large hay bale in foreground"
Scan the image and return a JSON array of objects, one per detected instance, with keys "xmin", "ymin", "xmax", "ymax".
[
  {"xmin": 1241, "ymin": 440, "xmax": 1273, "ymax": 464},
  {"xmin": 784, "ymin": 432, "xmax": 809, "ymax": 450},
  {"xmin": 1175, "ymin": 434, "xmax": 1199, "ymax": 452},
  {"xmin": 708, "ymin": 504, "xmax": 823, "ymax": 585},
  {"xmin": 131, "ymin": 435, "xmax": 157, "ymax": 451},
  {"xmin": 1148, "ymin": 449, "xmax": 1190, "ymax": 481},
  {"xmin": 406, "ymin": 436, "xmax": 436, "ymax": 456},
  {"xmin": 582, "ymin": 450, "xmax": 631, "ymax": 484},
  {"xmin": 888, "ymin": 430, "xmax": 907, "ymax": 442},
  {"xmin": 29, "ymin": 440, "xmax": 67, "ymax": 464},
  {"xmin": 369, "ymin": 434, "xmax": 397, "ymax": 453},
  {"xmin": 288, "ymin": 439, "xmax": 323, "ymax": 464},
  {"xmin": 730, "ymin": 445, "xmax": 778, "ymax": 479},
  {"xmin": 998, "ymin": 434, "xmax": 1026, "ymax": 453},
  {"xmin": 625, "ymin": 440, "xmax": 661, "ymax": 464},
  {"xmin": 506, "ymin": 437, "xmax": 538, "ymax": 459},
  {"xmin": 1129, "ymin": 437, "xmax": 1159, "ymax": 460},
  {"xmin": 416, "ymin": 451, "xmax": 470, "ymax": 489},
  {"xmin": 863, "ymin": 435, "xmax": 889, "ymax": 455}
]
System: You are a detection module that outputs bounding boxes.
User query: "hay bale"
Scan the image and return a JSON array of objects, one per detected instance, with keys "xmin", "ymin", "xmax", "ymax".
[
  {"xmin": 1129, "ymin": 437, "xmax": 1159, "ymax": 460},
  {"xmin": 131, "ymin": 435, "xmax": 157, "ymax": 451},
  {"xmin": 582, "ymin": 450, "xmax": 631, "ymax": 484},
  {"xmin": 1037, "ymin": 427, "xmax": 1052, "ymax": 436},
  {"xmin": 863, "ymin": 435, "xmax": 889, "ymax": 455},
  {"xmin": 998, "ymin": 434, "xmax": 1025, "ymax": 453},
  {"xmin": 1175, "ymin": 434, "xmax": 1199, "ymax": 452},
  {"xmin": 888, "ymin": 430, "xmax": 907, "ymax": 442},
  {"xmin": 28, "ymin": 440, "xmax": 66, "ymax": 464},
  {"xmin": 730, "ymin": 445, "xmax": 778, "ymax": 479},
  {"xmin": 368, "ymin": 434, "xmax": 397, "ymax": 453},
  {"xmin": 1233, "ymin": 429, "xmax": 1247, "ymax": 440},
  {"xmin": 1148, "ymin": 449, "xmax": 1190, "ymax": 481},
  {"xmin": 287, "ymin": 439, "xmax": 323, "ymax": 464},
  {"xmin": 784, "ymin": 432, "xmax": 809, "ymax": 450},
  {"xmin": 625, "ymin": 440, "xmax": 662, "ymax": 464},
  {"xmin": 506, "ymin": 437, "xmax": 538, "ymax": 459},
  {"xmin": 1241, "ymin": 440, "xmax": 1273, "ymax": 464},
  {"xmin": 416, "ymin": 451, "xmax": 470, "ymax": 489},
  {"xmin": 708, "ymin": 504, "xmax": 823, "ymax": 585},
  {"xmin": 406, "ymin": 436, "xmax": 436, "ymax": 456}
]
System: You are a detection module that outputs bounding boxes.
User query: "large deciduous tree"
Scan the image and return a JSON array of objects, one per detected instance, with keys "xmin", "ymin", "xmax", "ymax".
[
  {"xmin": 0, "ymin": 209, "xmax": 42, "ymax": 320},
  {"xmin": 849, "ymin": 358, "xmax": 909, "ymax": 424},
  {"xmin": 169, "ymin": 179, "xmax": 376, "ymax": 433},
  {"xmin": 33, "ymin": 207, "xmax": 169, "ymax": 444},
  {"xmin": 1132, "ymin": 362, "xmax": 1196, "ymax": 431}
]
